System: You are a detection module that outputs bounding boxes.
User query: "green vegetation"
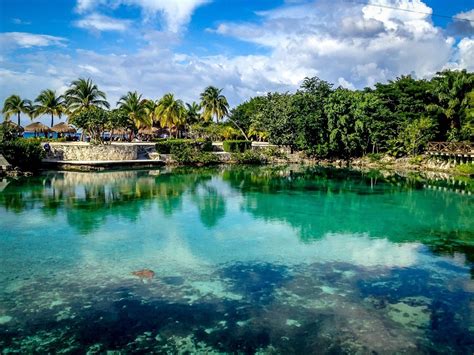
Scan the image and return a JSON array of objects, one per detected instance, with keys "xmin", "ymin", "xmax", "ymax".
[
  {"xmin": 171, "ymin": 144, "xmax": 220, "ymax": 166},
  {"xmin": 1, "ymin": 70, "xmax": 472, "ymax": 164},
  {"xmin": 0, "ymin": 139, "xmax": 45, "ymax": 170},
  {"xmin": 232, "ymin": 150, "xmax": 267, "ymax": 164},
  {"xmin": 222, "ymin": 140, "xmax": 251, "ymax": 153},
  {"xmin": 34, "ymin": 89, "xmax": 65, "ymax": 127},
  {"xmin": 230, "ymin": 70, "xmax": 473, "ymax": 158},
  {"xmin": 455, "ymin": 164, "xmax": 474, "ymax": 176},
  {"xmin": 1, "ymin": 95, "xmax": 33, "ymax": 126},
  {"xmin": 155, "ymin": 139, "xmax": 212, "ymax": 154}
]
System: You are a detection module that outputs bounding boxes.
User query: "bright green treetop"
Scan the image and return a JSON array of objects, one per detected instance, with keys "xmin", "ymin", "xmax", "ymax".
[
  {"xmin": 2, "ymin": 95, "xmax": 33, "ymax": 126},
  {"xmin": 64, "ymin": 78, "xmax": 110, "ymax": 115},
  {"xmin": 34, "ymin": 89, "xmax": 65, "ymax": 127},
  {"xmin": 200, "ymin": 86, "xmax": 229, "ymax": 123}
]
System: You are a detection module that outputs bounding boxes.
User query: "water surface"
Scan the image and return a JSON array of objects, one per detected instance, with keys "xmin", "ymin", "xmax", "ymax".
[{"xmin": 0, "ymin": 166, "xmax": 473, "ymax": 353}]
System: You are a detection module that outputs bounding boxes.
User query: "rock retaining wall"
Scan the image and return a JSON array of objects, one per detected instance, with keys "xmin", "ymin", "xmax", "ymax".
[{"xmin": 45, "ymin": 143, "xmax": 157, "ymax": 161}]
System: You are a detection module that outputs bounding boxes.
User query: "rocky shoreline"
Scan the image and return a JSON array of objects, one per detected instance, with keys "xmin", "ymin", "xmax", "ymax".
[
  {"xmin": 279, "ymin": 153, "xmax": 473, "ymax": 177},
  {"xmin": 1, "ymin": 152, "xmax": 472, "ymax": 178}
]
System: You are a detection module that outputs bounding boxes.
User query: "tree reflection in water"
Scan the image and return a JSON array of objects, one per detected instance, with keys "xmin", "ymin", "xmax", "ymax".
[{"xmin": 0, "ymin": 165, "xmax": 472, "ymax": 269}]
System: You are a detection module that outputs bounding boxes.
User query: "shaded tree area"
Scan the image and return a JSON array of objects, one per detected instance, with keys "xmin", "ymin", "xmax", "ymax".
[{"xmin": 230, "ymin": 69, "xmax": 473, "ymax": 158}]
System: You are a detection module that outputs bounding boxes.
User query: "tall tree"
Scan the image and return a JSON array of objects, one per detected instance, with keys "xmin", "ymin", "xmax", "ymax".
[
  {"xmin": 117, "ymin": 91, "xmax": 150, "ymax": 129},
  {"xmin": 200, "ymin": 86, "xmax": 229, "ymax": 123},
  {"xmin": 34, "ymin": 89, "xmax": 65, "ymax": 127},
  {"xmin": 64, "ymin": 78, "xmax": 110, "ymax": 115},
  {"xmin": 325, "ymin": 88, "xmax": 365, "ymax": 159},
  {"xmin": 185, "ymin": 102, "xmax": 201, "ymax": 125},
  {"xmin": 2, "ymin": 95, "xmax": 33, "ymax": 126},
  {"xmin": 155, "ymin": 93, "xmax": 186, "ymax": 138},
  {"xmin": 292, "ymin": 76, "xmax": 333, "ymax": 156},
  {"xmin": 430, "ymin": 69, "xmax": 474, "ymax": 140}
]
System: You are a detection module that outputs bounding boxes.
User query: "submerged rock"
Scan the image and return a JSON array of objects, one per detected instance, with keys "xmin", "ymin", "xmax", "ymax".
[{"xmin": 132, "ymin": 269, "xmax": 155, "ymax": 280}]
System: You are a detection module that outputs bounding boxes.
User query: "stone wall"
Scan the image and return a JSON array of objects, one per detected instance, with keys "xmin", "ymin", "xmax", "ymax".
[{"xmin": 45, "ymin": 143, "xmax": 157, "ymax": 161}]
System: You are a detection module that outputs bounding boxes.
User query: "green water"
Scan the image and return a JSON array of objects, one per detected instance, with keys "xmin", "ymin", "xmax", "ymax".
[{"xmin": 0, "ymin": 166, "xmax": 473, "ymax": 353}]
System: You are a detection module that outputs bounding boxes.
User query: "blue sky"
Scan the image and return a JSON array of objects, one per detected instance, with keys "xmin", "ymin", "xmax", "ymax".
[{"xmin": 0, "ymin": 0, "xmax": 473, "ymax": 123}]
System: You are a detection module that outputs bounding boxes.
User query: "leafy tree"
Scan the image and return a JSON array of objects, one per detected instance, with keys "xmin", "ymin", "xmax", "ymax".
[
  {"xmin": 255, "ymin": 93, "xmax": 297, "ymax": 152},
  {"xmin": 64, "ymin": 78, "xmax": 110, "ymax": 115},
  {"xmin": 400, "ymin": 117, "xmax": 436, "ymax": 156},
  {"xmin": 34, "ymin": 89, "xmax": 65, "ymax": 127},
  {"xmin": 2, "ymin": 95, "xmax": 33, "ymax": 126},
  {"xmin": 230, "ymin": 96, "xmax": 266, "ymax": 135},
  {"xmin": 69, "ymin": 106, "xmax": 110, "ymax": 143},
  {"xmin": 352, "ymin": 91, "xmax": 394, "ymax": 154},
  {"xmin": 292, "ymin": 77, "xmax": 333, "ymax": 156},
  {"xmin": 200, "ymin": 86, "xmax": 229, "ymax": 123},
  {"xmin": 155, "ymin": 93, "xmax": 186, "ymax": 138},
  {"xmin": 325, "ymin": 89, "xmax": 366, "ymax": 159},
  {"xmin": 374, "ymin": 75, "xmax": 433, "ymax": 123}
]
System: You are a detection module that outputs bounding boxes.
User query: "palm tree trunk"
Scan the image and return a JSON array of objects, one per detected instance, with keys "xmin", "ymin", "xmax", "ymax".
[
  {"xmin": 51, "ymin": 113, "xmax": 54, "ymax": 128},
  {"xmin": 17, "ymin": 112, "xmax": 20, "ymax": 127}
]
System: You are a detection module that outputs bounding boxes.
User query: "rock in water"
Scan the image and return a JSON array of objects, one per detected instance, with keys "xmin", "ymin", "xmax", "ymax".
[{"xmin": 132, "ymin": 269, "xmax": 155, "ymax": 279}]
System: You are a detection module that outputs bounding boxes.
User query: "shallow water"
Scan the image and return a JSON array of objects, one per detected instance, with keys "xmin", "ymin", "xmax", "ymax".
[{"xmin": 0, "ymin": 166, "xmax": 473, "ymax": 353}]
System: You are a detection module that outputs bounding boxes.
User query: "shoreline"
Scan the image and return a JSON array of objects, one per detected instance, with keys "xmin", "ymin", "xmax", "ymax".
[{"xmin": 1, "ymin": 151, "xmax": 473, "ymax": 178}]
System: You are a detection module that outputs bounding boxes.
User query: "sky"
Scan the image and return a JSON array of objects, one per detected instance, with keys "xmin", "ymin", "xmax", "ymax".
[{"xmin": 0, "ymin": 0, "xmax": 473, "ymax": 123}]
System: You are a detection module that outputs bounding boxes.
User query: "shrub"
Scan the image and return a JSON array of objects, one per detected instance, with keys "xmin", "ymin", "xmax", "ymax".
[
  {"xmin": 155, "ymin": 139, "xmax": 195, "ymax": 154},
  {"xmin": 223, "ymin": 140, "xmax": 251, "ymax": 153},
  {"xmin": 262, "ymin": 146, "xmax": 288, "ymax": 160},
  {"xmin": 455, "ymin": 163, "xmax": 474, "ymax": 176},
  {"xmin": 170, "ymin": 145, "xmax": 220, "ymax": 165},
  {"xmin": 0, "ymin": 139, "xmax": 45, "ymax": 171},
  {"xmin": 233, "ymin": 150, "xmax": 267, "ymax": 164},
  {"xmin": 155, "ymin": 138, "xmax": 213, "ymax": 154}
]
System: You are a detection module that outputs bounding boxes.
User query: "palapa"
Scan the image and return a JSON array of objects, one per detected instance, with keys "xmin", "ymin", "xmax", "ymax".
[
  {"xmin": 24, "ymin": 122, "xmax": 51, "ymax": 133},
  {"xmin": 51, "ymin": 122, "xmax": 76, "ymax": 133}
]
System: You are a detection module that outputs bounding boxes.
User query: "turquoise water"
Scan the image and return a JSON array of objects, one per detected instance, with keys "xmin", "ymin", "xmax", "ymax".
[{"xmin": 0, "ymin": 166, "xmax": 473, "ymax": 353}]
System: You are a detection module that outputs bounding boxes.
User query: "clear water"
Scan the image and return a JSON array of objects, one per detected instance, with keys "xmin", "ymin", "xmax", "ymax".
[{"xmin": 0, "ymin": 166, "xmax": 473, "ymax": 354}]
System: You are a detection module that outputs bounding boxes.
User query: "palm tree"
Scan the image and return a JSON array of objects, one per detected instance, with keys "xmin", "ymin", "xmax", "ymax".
[
  {"xmin": 155, "ymin": 93, "xmax": 186, "ymax": 138},
  {"xmin": 185, "ymin": 102, "xmax": 201, "ymax": 125},
  {"xmin": 144, "ymin": 99, "xmax": 158, "ymax": 126},
  {"xmin": 430, "ymin": 70, "xmax": 474, "ymax": 134},
  {"xmin": 34, "ymin": 89, "xmax": 65, "ymax": 127},
  {"xmin": 2, "ymin": 95, "xmax": 33, "ymax": 126},
  {"xmin": 117, "ymin": 91, "xmax": 150, "ymax": 129},
  {"xmin": 64, "ymin": 78, "xmax": 110, "ymax": 115},
  {"xmin": 200, "ymin": 86, "xmax": 229, "ymax": 123}
]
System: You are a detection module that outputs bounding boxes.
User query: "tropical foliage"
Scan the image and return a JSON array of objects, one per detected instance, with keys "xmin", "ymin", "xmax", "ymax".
[
  {"xmin": 155, "ymin": 93, "xmax": 186, "ymax": 138},
  {"xmin": 232, "ymin": 69, "xmax": 473, "ymax": 157},
  {"xmin": 2, "ymin": 95, "xmax": 33, "ymax": 126},
  {"xmin": 200, "ymin": 86, "xmax": 229, "ymax": 123},
  {"xmin": 64, "ymin": 78, "xmax": 110, "ymax": 115},
  {"xmin": 2, "ymin": 70, "xmax": 473, "ymax": 157},
  {"xmin": 34, "ymin": 89, "xmax": 65, "ymax": 127}
]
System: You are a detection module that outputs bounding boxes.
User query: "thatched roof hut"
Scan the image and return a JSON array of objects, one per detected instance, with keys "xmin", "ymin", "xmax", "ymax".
[
  {"xmin": 111, "ymin": 127, "xmax": 129, "ymax": 135},
  {"xmin": 138, "ymin": 126, "xmax": 159, "ymax": 135},
  {"xmin": 24, "ymin": 122, "xmax": 51, "ymax": 133},
  {"xmin": 51, "ymin": 122, "xmax": 76, "ymax": 133}
]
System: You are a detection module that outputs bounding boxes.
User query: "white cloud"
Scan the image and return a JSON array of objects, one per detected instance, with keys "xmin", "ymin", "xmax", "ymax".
[
  {"xmin": 12, "ymin": 18, "xmax": 31, "ymax": 25},
  {"xmin": 0, "ymin": 32, "xmax": 67, "ymax": 50},
  {"xmin": 0, "ymin": 0, "xmax": 473, "ymax": 125},
  {"xmin": 448, "ymin": 9, "xmax": 474, "ymax": 36},
  {"xmin": 74, "ymin": 13, "xmax": 131, "ymax": 32},
  {"xmin": 213, "ymin": 0, "xmax": 463, "ymax": 88},
  {"xmin": 74, "ymin": 0, "xmax": 210, "ymax": 32}
]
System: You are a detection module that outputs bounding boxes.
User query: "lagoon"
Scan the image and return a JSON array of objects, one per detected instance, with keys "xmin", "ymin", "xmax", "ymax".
[{"xmin": 0, "ymin": 166, "xmax": 473, "ymax": 353}]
